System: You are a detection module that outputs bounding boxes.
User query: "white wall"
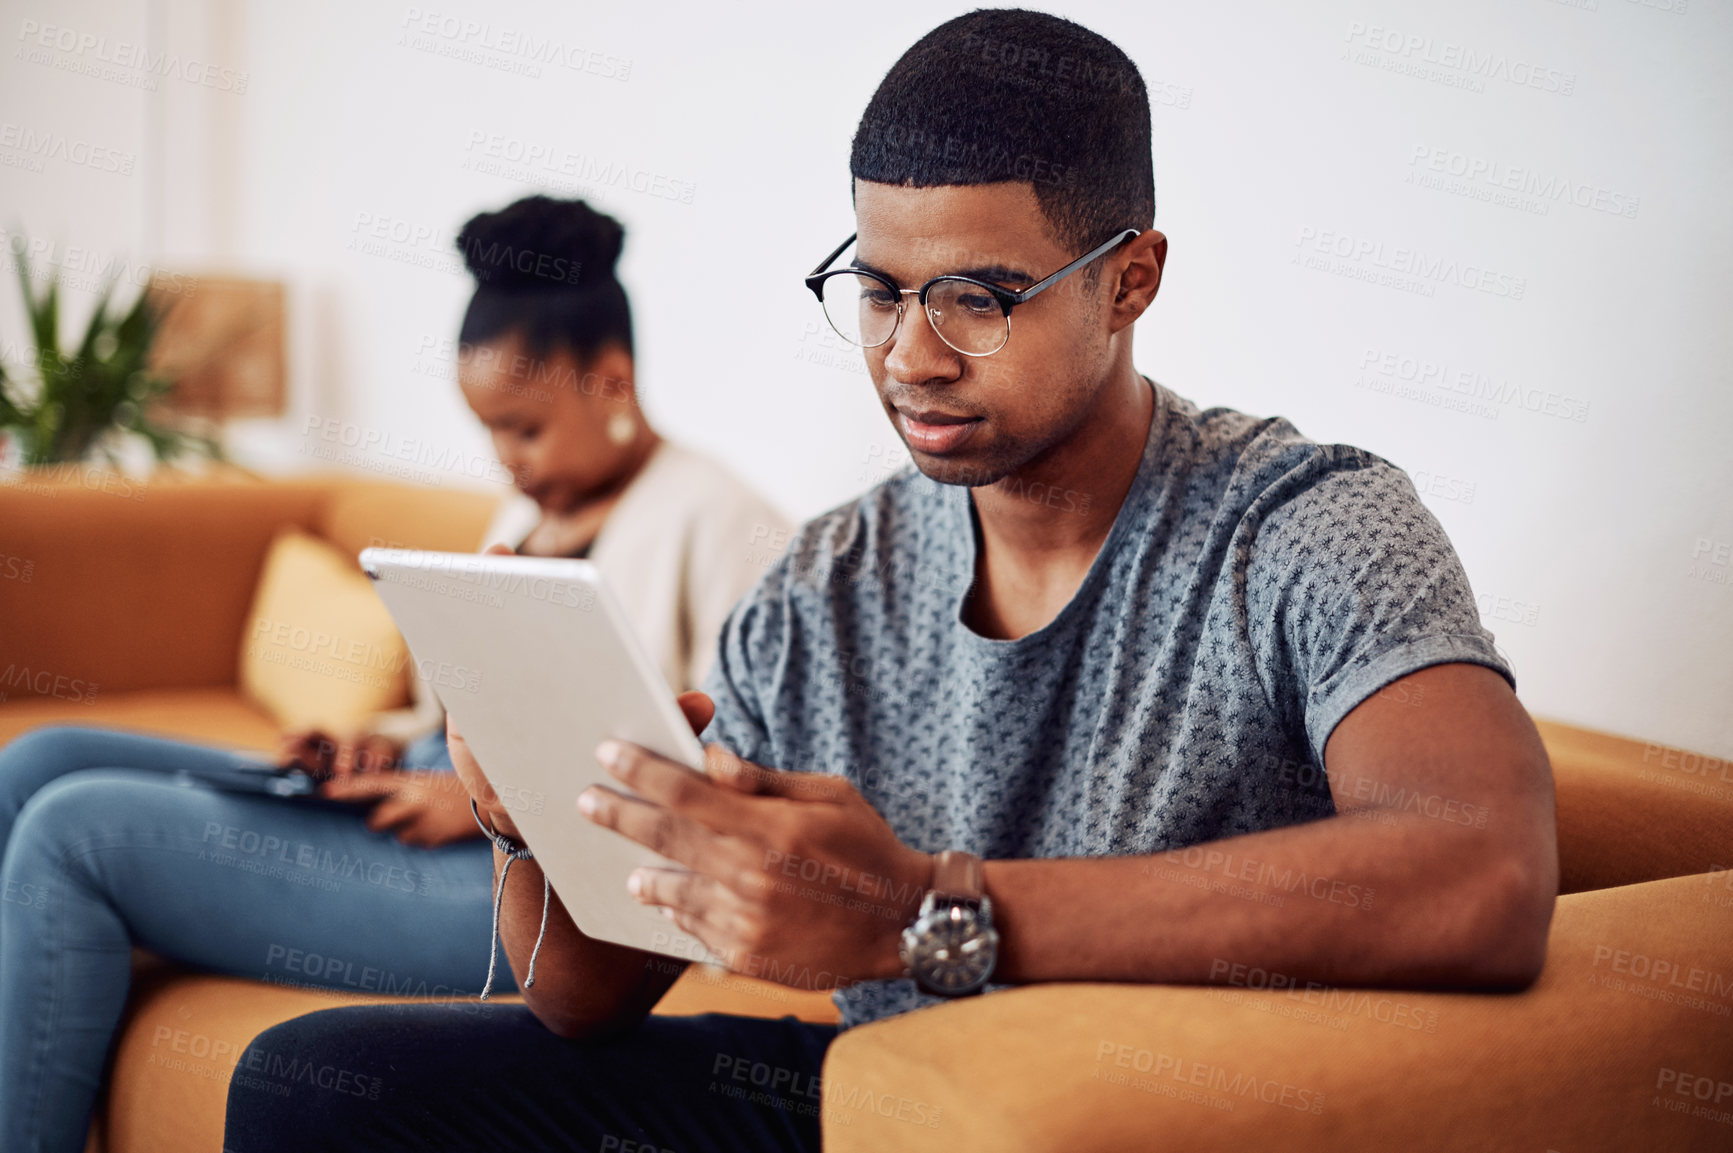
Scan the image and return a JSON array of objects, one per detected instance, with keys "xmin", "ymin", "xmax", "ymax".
[{"xmin": 3, "ymin": 0, "xmax": 1729, "ymax": 756}]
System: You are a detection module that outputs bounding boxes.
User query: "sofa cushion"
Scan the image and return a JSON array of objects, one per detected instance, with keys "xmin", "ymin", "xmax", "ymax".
[
  {"xmin": 0, "ymin": 688, "xmax": 281, "ymax": 751},
  {"xmin": 237, "ymin": 530, "xmax": 411, "ymax": 732}
]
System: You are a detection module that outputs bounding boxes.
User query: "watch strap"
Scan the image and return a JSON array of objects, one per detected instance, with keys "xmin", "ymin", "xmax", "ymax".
[{"xmin": 931, "ymin": 849, "xmax": 984, "ymax": 902}]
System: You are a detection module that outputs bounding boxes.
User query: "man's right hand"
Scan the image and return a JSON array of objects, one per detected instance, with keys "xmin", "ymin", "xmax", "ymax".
[{"xmin": 278, "ymin": 729, "xmax": 403, "ymax": 781}]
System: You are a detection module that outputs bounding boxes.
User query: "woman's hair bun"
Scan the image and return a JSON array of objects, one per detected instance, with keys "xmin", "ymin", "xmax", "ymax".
[{"xmin": 455, "ymin": 195, "xmax": 624, "ymax": 291}]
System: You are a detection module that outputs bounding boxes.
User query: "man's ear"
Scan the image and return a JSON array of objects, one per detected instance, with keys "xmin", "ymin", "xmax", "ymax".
[{"xmin": 1110, "ymin": 230, "xmax": 1166, "ymax": 331}]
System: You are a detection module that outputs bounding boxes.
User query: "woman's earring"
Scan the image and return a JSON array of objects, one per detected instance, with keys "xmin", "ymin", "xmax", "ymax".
[{"xmin": 607, "ymin": 411, "xmax": 637, "ymax": 445}]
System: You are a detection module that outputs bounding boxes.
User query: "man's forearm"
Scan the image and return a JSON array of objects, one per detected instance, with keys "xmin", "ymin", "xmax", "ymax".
[
  {"xmin": 980, "ymin": 810, "xmax": 1554, "ymax": 991},
  {"xmin": 490, "ymin": 847, "xmax": 687, "ymax": 1035}
]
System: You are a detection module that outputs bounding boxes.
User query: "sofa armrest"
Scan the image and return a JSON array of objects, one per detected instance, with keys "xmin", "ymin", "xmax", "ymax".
[
  {"xmin": 1539, "ymin": 718, "xmax": 1733, "ymax": 893},
  {"xmin": 820, "ymin": 872, "xmax": 1733, "ymax": 1151}
]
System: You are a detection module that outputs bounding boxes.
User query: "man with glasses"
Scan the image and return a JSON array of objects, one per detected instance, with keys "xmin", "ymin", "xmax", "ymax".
[{"xmin": 227, "ymin": 10, "xmax": 1555, "ymax": 1152}]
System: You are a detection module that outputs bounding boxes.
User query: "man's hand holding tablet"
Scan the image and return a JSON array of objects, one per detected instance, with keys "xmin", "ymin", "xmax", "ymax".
[{"xmin": 577, "ymin": 726, "xmax": 936, "ymax": 992}]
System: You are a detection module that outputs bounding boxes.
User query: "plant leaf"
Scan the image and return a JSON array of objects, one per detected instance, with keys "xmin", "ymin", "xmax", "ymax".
[{"xmin": 74, "ymin": 276, "xmax": 118, "ymax": 363}]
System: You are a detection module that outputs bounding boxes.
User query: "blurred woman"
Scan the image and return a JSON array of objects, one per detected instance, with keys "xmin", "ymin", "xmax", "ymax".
[{"xmin": 0, "ymin": 195, "xmax": 789, "ymax": 1153}]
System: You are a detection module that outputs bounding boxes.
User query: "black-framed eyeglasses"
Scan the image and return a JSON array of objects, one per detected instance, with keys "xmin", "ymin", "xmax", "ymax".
[{"xmin": 803, "ymin": 228, "xmax": 1140, "ymax": 357}]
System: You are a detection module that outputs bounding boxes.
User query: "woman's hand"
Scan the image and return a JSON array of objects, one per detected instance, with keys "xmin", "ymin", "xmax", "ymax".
[
  {"xmin": 519, "ymin": 499, "xmax": 617, "ymax": 557},
  {"xmin": 279, "ymin": 729, "xmax": 403, "ymax": 781},
  {"xmin": 319, "ymin": 767, "xmax": 483, "ymax": 848}
]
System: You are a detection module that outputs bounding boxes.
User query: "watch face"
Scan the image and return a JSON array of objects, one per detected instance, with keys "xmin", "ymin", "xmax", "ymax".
[{"xmin": 904, "ymin": 906, "xmax": 999, "ymax": 995}]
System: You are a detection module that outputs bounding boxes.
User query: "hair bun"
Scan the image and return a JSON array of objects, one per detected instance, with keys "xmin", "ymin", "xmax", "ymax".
[{"xmin": 455, "ymin": 195, "xmax": 624, "ymax": 291}]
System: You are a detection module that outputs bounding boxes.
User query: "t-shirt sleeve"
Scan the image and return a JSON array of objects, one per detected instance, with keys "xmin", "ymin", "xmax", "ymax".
[
  {"xmin": 1245, "ymin": 450, "xmax": 1514, "ymax": 767},
  {"xmin": 697, "ymin": 571, "xmax": 785, "ymax": 768}
]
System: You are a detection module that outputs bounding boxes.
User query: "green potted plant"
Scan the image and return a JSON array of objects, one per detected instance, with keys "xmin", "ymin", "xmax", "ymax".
[{"xmin": 0, "ymin": 249, "xmax": 219, "ymax": 467}]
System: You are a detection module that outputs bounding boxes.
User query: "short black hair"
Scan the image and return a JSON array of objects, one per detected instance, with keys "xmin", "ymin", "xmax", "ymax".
[
  {"xmin": 850, "ymin": 9, "xmax": 1154, "ymax": 256},
  {"xmin": 454, "ymin": 195, "xmax": 633, "ymax": 362}
]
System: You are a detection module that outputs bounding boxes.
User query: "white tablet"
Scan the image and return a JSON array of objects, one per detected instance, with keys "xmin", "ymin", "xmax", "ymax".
[{"xmin": 359, "ymin": 547, "xmax": 722, "ymax": 964}]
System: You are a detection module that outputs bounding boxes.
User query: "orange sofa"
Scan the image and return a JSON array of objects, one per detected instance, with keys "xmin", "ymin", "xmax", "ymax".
[{"xmin": 2, "ymin": 470, "xmax": 1728, "ymax": 1152}]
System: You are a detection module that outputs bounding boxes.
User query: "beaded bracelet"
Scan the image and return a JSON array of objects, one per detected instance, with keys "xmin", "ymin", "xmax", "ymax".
[{"xmin": 470, "ymin": 798, "xmax": 551, "ymax": 999}]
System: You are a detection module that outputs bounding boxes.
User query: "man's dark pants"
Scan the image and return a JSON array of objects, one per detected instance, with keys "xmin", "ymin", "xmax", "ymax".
[{"xmin": 222, "ymin": 1002, "xmax": 837, "ymax": 1152}]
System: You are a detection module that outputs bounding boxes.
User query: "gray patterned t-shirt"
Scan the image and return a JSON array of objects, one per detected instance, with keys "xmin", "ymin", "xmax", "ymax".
[{"xmin": 699, "ymin": 380, "xmax": 1511, "ymax": 1031}]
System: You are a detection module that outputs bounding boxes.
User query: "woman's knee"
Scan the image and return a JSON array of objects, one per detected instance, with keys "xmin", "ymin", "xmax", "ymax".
[
  {"xmin": 0, "ymin": 727, "xmax": 92, "ymax": 808},
  {"xmin": 0, "ymin": 726, "xmax": 87, "ymax": 765},
  {"xmin": 6, "ymin": 770, "xmax": 180, "ymax": 875},
  {"xmin": 1, "ymin": 772, "xmax": 131, "ymax": 928}
]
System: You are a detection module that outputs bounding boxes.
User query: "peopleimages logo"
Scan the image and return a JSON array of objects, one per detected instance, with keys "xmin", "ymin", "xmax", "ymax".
[
  {"xmin": 1343, "ymin": 20, "xmax": 1577, "ymax": 95},
  {"xmin": 1294, "ymin": 226, "xmax": 1527, "ymax": 301},
  {"xmin": 396, "ymin": 8, "xmax": 632, "ymax": 81},
  {"xmin": 460, "ymin": 130, "xmax": 696, "ymax": 205},
  {"xmin": 15, "ymin": 19, "xmax": 249, "ymax": 92},
  {"xmin": 1407, "ymin": 144, "xmax": 1640, "ymax": 219},
  {"xmin": 1094, "ymin": 1041, "xmax": 1326, "ymax": 1115},
  {"xmin": 372, "ymin": 552, "xmax": 597, "ymax": 612},
  {"xmin": 1356, "ymin": 347, "xmax": 1592, "ymax": 424},
  {"xmin": 0, "ymin": 228, "xmax": 194, "ymax": 297},
  {"xmin": 301, "ymin": 416, "xmax": 515, "ymax": 487},
  {"xmin": 0, "ymin": 122, "xmax": 135, "ymax": 174},
  {"xmin": 0, "ymin": 664, "xmax": 98, "ymax": 703}
]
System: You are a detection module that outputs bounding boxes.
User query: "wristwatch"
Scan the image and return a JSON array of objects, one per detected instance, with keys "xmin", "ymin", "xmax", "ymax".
[{"xmin": 899, "ymin": 850, "xmax": 1000, "ymax": 996}]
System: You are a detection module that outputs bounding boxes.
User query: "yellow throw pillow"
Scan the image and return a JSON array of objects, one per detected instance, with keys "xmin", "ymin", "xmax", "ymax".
[{"xmin": 238, "ymin": 529, "xmax": 411, "ymax": 732}]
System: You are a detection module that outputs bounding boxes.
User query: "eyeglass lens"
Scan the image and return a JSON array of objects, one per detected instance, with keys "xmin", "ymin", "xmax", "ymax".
[{"xmin": 818, "ymin": 273, "xmax": 1008, "ymax": 356}]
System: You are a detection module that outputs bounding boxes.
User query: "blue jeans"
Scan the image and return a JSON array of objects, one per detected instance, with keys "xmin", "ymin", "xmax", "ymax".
[
  {"xmin": 0, "ymin": 726, "xmax": 507, "ymax": 1153},
  {"xmin": 223, "ymin": 1004, "xmax": 836, "ymax": 1152}
]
